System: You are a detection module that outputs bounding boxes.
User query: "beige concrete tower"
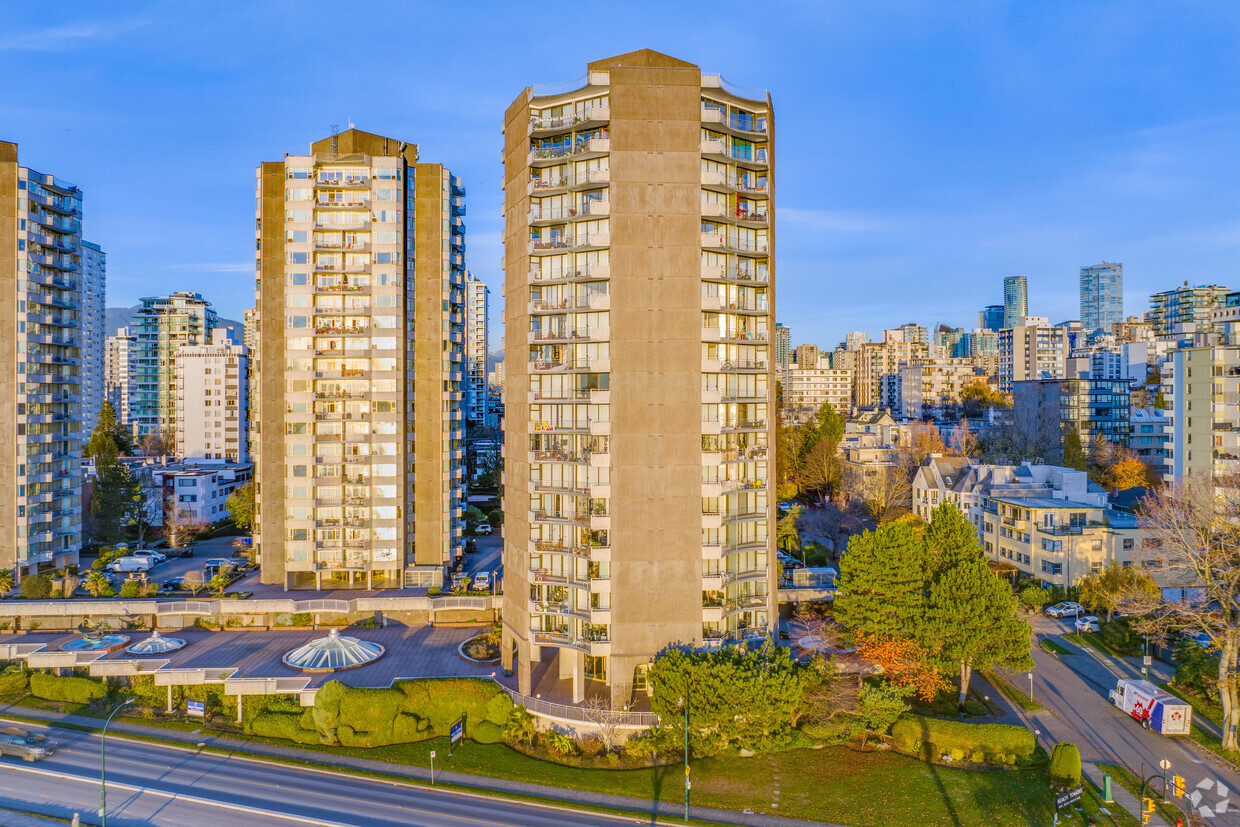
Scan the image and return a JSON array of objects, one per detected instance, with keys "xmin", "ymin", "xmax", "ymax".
[
  {"xmin": 0, "ymin": 141, "xmax": 85, "ymax": 576},
  {"xmin": 253, "ymin": 129, "xmax": 465, "ymax": 590},
  {"xmin": 501, "ymin": 51, "xmax": 776, "ymax": 706}
]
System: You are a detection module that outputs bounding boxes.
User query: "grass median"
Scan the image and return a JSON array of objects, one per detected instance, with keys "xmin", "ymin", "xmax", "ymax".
[{"xmin": 979, "ymin": 668, "xmax": 1043, "ymax": 712}]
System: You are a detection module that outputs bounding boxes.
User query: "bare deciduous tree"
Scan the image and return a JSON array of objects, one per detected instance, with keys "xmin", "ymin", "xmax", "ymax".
[
  {"xmin": 981, "ymin": 383, "xmax": 1063, "ymax": 464},
  {"xmin": 843, "ymin": 464, "xmax": 911, "ymax": 524},
  {"xmin": 1129, "ymin": 474, "xmax": 1240, "ymax": 750},
  {"xmin": 582, "ymin": 696, "xmax": 621, "ymax": 753},
  {"xmin": 182, "ymin": 570, "xmax": 205, "ymax": 597}
]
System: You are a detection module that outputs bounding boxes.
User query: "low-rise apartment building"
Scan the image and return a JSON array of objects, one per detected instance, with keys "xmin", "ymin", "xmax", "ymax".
[
  {"xmin": 151, "ymin": 460, "xmax": 253, "ymax": 525},
  {"xmin": 1013, "ymin": 377, "xmax": 1132, "ymax": 449},
  {"xmin": 782, "ymin": 366, "xmax": 851, "ymax": 422},
  {"xmin": 1130, "ymin": 408, "xmax": 1169, "ymax": 477},
  {"xmin": 899, "ymin": 357, "xmax": 990, "ymax": 420},
  {"xmin": 998, "ymin": 316, "xmax": 1066, "ymax": 393},
  {"xmin": 174, "ymin": 329, "xmax": 248, "ymax": 462},
  {"xmin": 981, "ymin": 496, "xmax": 1146, "ymax": 587}
]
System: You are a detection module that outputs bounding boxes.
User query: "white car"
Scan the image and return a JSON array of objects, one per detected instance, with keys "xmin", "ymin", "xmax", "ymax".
[
  {"xmin": 132, "ymin": 551, "xmax": 166, "ymax": 565},
  {"xmin": 1046, "ymin": 601, "xmax": 1085, "ymax": 619},
  {"xmin": 1075, "ymin": 615, "xmax": 1100, "ymax": 633},
  {"xmin": 475, "ymin": 524, "xmax": 493, "ymax": 536},
  {"xmin": 472, "ymin": 572, "xmax": 491, "ymax": 592},
  {"xmin": 109, "ymin": 556, "xmax": 152, "ymax": 573},
  {"xmin": 1180, "ymin": 630, "xmax": 1214, "ymax": 648}
]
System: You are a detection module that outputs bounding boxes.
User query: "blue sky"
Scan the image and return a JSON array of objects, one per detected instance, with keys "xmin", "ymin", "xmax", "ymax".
[{"xmin": 3, "ymin": 2, "xmax": 1238, "ymax": 349}]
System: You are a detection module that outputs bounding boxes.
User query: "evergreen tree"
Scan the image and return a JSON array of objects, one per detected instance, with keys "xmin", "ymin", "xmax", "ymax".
[
  {"xmin": 91, "ymin": 462, "xmax": 141, "ymax": 545},
  {"xmin": 922, "ymin": 556, "xmax": 1033, "ymax": 706},
  {"xmin": 225, "ymin": 480, "xmax": 256, "ymax": 531},
  {"xmin": 834, "ymin": 521, "xmax": 927, "ymax": 638},
  {"xmin": 1063, "ymin": 429, "xmax": 1087, "ymax": 471},
  {"xmin": 923, "ymin": 502, "xmax": 982, "ymax": 577},
  {"xmin": 85, "ymin": 401, "xmax": 121, "ymax": 468}
]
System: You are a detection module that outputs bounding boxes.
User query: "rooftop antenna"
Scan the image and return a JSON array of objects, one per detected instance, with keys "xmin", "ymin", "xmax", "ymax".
[{"xmin": 330, "ymin": 124, "xmax": 340, "ymax": 157}]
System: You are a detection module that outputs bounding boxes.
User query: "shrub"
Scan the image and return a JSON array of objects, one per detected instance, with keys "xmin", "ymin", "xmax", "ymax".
[
  {"xmin": 473, "ymin": 720, "xmax": 502, "ymax": 744},
  {"xmin": 1100, "ymin": 618, "xmax": 1141, "ymax": 655},
  {"xmin": 486, "ymin": 509, "xmax": 503, "ymax": 528},
  {"xmin": 251, "ymin": 713, "xmax": 320, "ymax": 744},
  {"xmin": 20, "ymin": 575, "xmax": 52, "ymax": 600},
  {"xmin": 970, "ymin": 749, "xmax": 984, "ymax": 763},
  {"xmin": 0, "ymin": 666, "xmax": 30, "ymax": 698},
  {"xmin": 1019, "ymin": 587, "xmax": 1049, "ymax": 611},
  {"xmin": 543, "ymin": 730, "xmax": 577, "ymax": 757},
  {"xmin": 1049, "ymin": 742, "xmax": 1082, "ymax": 788},
  {"xmin": 502, "ymin": 705, "xmax": 536, "ymax": 746},
  {"xmin": 119, "ymin": 580, "xmax": 141, "ymax": 599},
  {"xmin": 29, "ymin": 672, "xmax": 107, "ymax": 704},
  {"xmin": 1174, "ymin": 639, "xmax": 1217, "ymax": 695},
  {"xmin": 428, "ymin": 587, "xmax": 442, "ymax": 597},
  {"xmin": 891, "ymin": 714, "xmax": 1036, "ymax": 763},
  {"xmin": 962, "ymin": 699, "xmax": 987, "ymax": 717}
]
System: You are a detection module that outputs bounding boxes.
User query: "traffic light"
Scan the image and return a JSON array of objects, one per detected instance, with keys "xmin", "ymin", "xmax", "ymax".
[
  {"xmin": 1142, "ymin": 797, "xmax": 1155, "ymax": 825},
  {"xmin": 1172, "ymin": 774, "xmax": 1185, "ymax": 798}
]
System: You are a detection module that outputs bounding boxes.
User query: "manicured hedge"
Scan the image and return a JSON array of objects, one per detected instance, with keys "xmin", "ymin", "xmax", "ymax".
[
  {"xmin": 1049, "ymin": 742, "xmax": 1081, "ymax": 787},
  {"xmin": 30, "ymin": 672, "xmax": 107, "ymax": 704},
  {"xmin": 243, "ymin": 677, "xmax": 516, "ymax": 749},
  {"xmin": 891, "ymin": 714, "xmax": 1036, "ymax": 764},
  {"xmin": 0, "ymin": 666, "xmax": 29, "ymax": 698}
]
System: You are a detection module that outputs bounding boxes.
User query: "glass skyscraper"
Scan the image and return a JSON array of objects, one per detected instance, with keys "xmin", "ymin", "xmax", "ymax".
[
  {"xmin": 1003, "ymin": 276, "xmax": 1027, "ymax": 330},
  {"xmin": 978, "ymin": 304, "xmax": 1004, "ymax": 332},
  {"xmin": 1079, "ymin": 261, "xmax": 1123, "ymax": 335}
]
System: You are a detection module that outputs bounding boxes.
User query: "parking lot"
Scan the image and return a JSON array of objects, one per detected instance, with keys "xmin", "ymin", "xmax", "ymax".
[{"xmin": 88, "ymin": 536, "xmax": 246, "ymax": 592}]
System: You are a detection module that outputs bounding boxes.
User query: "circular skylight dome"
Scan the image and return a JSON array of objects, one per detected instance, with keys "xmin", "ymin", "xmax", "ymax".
[
  {"xmin": 126, "ymin": 630, "xmax": 187, "ymax": 656},
  {"xmin": 281, "ymin": 629, "xmax": 385, "ymax": 672}
]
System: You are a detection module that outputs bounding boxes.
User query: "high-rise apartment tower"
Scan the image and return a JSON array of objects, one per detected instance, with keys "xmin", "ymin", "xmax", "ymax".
[
  {"xmin": 465, "ymin": 273, "xmax": 490, "ymax": 424},
  {"xmin": 80, "ymin": 241, "xmax": 106, "ymax": 435},
  {"xmin": 1003, "ymin": 276, "xmax": 1028, "ymax": 330},
  {"xmin": 132, "ymin": 292, "xmax": 216, "ymax": 441},
  {"xmin": 253, "ymin": 129, "xmax": 466, "ymax": 590},
  {"xmin": 0, "ymin": 141, "xmax": 84, "ymax": 575},
  {"xmin": 1079, "ymin": 261, "xmax": 1123, "ymax": 335},
  {"xmin": 175, "ymin": 329, "xmax": 249, "ymax": 462},
  {"xmin": 501, "ymin": 51, "xmax": 776, "ymax": 705},
  {"xmin": 104, "ymin": 326, "xmax": 139, "ymax": 434}
]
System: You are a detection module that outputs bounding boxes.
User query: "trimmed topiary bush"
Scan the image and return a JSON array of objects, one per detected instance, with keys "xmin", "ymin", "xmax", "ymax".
[
  {"xmin": 29, "ymin": 672, "xmax": 106, "ymax": 704},
  {"xmin": 0, "ymin": 666, "xmax": 30, "ymax": 698},
  {"xmin": 472, "ymin": 719, "xmax": 502, "ymax": 744},
  {"xmin": 891, "ymin": 714, "xmax": 1036, "ymax": 764},
  {"xmin": 1049, "ymin": 742, "xmax": 1082, "ymax": 788}
]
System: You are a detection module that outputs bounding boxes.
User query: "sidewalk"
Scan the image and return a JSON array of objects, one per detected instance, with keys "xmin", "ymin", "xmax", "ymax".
[
  {"xmin": 0, "ymin": 808, "xmax": 76, "ymax": 826},
  {"xmin": 0, "ymin": 704, "xmax": 822, "ymax": 827}
]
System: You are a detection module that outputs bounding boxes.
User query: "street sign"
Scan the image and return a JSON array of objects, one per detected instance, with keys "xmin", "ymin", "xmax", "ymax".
[
  {"xmin": 429, "ymin": 750, "xmax": 436, "ymax": 759},
  {"xmin": 1055, "ymin": 787, "xmax": 1083, "ymax": 809},
  {"xmin": 450, "ymin": 721, "xmax": 463, "ymax": 745},
  {"xmin": 1143, "ymin": 655, "xmax": 1152, "ymax": 667},
  {"xmin": 187, "ymin": 700, "xmax": 205, "ymax": 718},
  {"xmin": 1159, "ymin": 759, "xmax": 1172, "ymax": 771}
]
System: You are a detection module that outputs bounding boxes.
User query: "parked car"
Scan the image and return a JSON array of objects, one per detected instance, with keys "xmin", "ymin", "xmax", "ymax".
[
  {"xmin": 450, "ymin": 573, "xmax": 467, "ymax": 591},
  {"xmin": 203, "ymin": 559, "xmax": 234, "ymax": 576},
  {"xmin": 1180, "ymin": 630, "xmax": 1214, "ymax": 648},
  {"xmin": 0, "ymin": 727, "xmax": 57, "ymax": 762},
  {"xmin": 472, "ymin": 572, "xmax": 491, "ymax": 592},
  {"xmin": 1075, "ymin": 615, "xmax": 1101, "ymax": 633},
  {"xmin": 161, "ymin": 577, "xmax": 187, "ymax": 593},
  {"xmin": 109, "ymin": 556, "xmax": 153, "ymax": 574},
  {"xmin": 132, "ymin": 551, "xmax": 166, "ymax": 565},
  {"xmin": 1046, "ymin": 602, "xmax": 1085, "ymax": 619},
  {"xmin": 166, "ymin": 547, "xmax": 195, "ymax": 559},
  {"xmin": 475, "ymin": 524, "xmax": 493, "ymax": 536}
]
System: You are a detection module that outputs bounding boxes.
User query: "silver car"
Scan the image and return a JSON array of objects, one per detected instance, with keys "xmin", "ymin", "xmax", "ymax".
[{"xmin": 0, "ymin": 727, "xmax": 56, "ymax": 762}]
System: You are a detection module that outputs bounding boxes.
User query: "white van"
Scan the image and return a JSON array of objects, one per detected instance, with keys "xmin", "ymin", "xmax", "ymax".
[{"xmin": 109, "ymin": 556, "xmax": 152, "ymax": 573}]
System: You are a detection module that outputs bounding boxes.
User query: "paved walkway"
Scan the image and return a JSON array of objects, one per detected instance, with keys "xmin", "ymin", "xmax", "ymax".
[
  {"xmin": 0, "ymin": 807, "xmax": 75, "ymax": 826},
  {"xmin": 0, "ymin": 706, "xmax": 824, "ymax": 827}
]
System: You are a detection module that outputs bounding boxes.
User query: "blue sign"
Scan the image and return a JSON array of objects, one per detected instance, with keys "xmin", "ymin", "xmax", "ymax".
[
  {"xmin": 450, "ymin": 721, "xmax": 463, "ymax": 744},
  {"xmin": 187, "ymin": 700, "xmax": 205, "ymax": 718}
]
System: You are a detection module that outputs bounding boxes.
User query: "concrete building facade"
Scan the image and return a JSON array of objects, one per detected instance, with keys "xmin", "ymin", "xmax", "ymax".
[
  {"xmin": 998, "ymin": 315, "xmax": 1066, "ymax": 393},
  {"xmin": 253, "ymin": 129, "xmax": 466, "ymax": 591},
  {"xmin": 1014, "ymin": 378, "xmax": 1132, "ymax": 448},
  {"xmin": 175, "ymin": 329, "xmax": 249, "ymax": 462},
  {"xmin": 774, "ymin": 323, "xmax": 790, "ymax": 372},
  {"xmin": 1, "ymin": 141, "xmax": 85, "ymax": 575},
  {"xmin": 80, "ymin": 241, "xmax": 106, "ymax": 436},
  {"xmin": 104, "ymin": 326, "xmax": 138, "ymax": 433},
  {"xmin": 782, "ymin": 367, "xmax": 852, "ymax": 422},
  {"xmin": 899, "ymin": 357, "xmax": 989, "ymax": 420},
  {"xmin": 1148, "ymin": 285, "xmax": 1230, "ymax": 337},
  {"xmin": 501, "ymin": 51, "xmax": 776, "ymax": 706}
]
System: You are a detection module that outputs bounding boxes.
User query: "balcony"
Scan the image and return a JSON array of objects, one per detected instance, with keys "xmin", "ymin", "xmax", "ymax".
[
  {"xmin": 528, "ymin": 358, "xmax": 591, "ymax": 373},
  {"xmin": 722, "ymin": 508, "xmax": 766, "ymax": 525},
  {"xmin": 700, "ymin": 232, "xmax": 768, "ymax": 254},
  {"xmin": 528, "ymin": 232, "xmax": 609, "ymax": 255},
  {"xmin": 529, "ymin": 264, "xmax": 610, "ymax": 284},
  {"xmin": 316, "ymin": 176, "xmax": 370, "ymax": 188},
  {"xmin": 528, "ymin": 136, "xmax": 610, "ymax": 167},
  {"xmin": 702, "ymin": 327, "xmax": 769, "ymax": 344},
  {"xmin": 528, "ymin": 106, "xmax": 610, "ymax": 135}
]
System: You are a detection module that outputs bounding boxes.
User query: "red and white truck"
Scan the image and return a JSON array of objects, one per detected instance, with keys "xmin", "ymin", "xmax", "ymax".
[{"xmin": 1107, "ymin": 678, "xmax": 1192, "ymax": 736}]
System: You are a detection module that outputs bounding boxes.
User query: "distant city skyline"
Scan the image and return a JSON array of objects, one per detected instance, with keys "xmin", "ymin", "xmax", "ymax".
[{"xmin": 4, "ymin": 3, "xmax": 1239, "ymax": 347}]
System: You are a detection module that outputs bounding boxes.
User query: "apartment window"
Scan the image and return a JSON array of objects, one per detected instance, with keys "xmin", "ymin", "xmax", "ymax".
[{"xmin": 1123, "ymin": 538, "xmax": 1134, "ymax": 550}]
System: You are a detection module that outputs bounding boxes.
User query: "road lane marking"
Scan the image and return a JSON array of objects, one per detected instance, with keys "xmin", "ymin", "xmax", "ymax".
[
  {"xmin": 0, "ymin": 763, "xmax": 357, "ymax": 826},
  {"xmin": 7, "ymin": 717, "xmax": 685, "ymax": 826}
]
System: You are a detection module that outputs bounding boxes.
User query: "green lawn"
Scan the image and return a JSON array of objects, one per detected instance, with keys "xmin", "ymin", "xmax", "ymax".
[
  {"xmin": 1040, "ymin": 638, "xmax": 1073, "ymax": 657},
  {"xmin": 7, "ymin": 695, "xmax": 1136, "ymax": 826},
  {"xmin": 1097, "ymin": 762, "xmax": 1183, "ymax": 826}
]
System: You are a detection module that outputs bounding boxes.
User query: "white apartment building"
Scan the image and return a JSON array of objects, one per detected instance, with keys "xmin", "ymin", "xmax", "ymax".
[
  {"xmin": 1130, "ymin": 408, "xmax": 1169, "ymax": 477},
  {"xmin": 104, "ymin": 327, "xmax": 139, "ymax": 434},
  {"xmin": 465, "ymin": 273, "xmax": 490, "ymax": 425},
  {"xmin": 80, "ymin": 241, "xmax": 106, "ymax": 435},
  {"xmin": 2, "ymin": 141, "xmax": 85, "ymax": 575},
  {"xmin": 998, "ymin": 315, "xmax": 1066, "ymax": 393},
  {"xmin": 175, "ymin": 329, "xmax": 248, "ymax": 462},
  {"xmin": 899, "ymin": 356, "xmax": 989, "ymax": 420},
  {"xmin": 254, "ymin": 129, "xmax": 466, "ymax": 591},
  {"xmin": 1164, "ymin": 319, "xmax": 1240, "ymax": 482},
  {"xmin": 782, "ymin": 366, "xmax": 851, "ymax": 422},
  {"xmin": 152, "ymin": 460, "xmax": 253, "ymax": 525}
]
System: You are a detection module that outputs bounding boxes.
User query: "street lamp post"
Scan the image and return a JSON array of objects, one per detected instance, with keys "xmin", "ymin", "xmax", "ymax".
[
  {"xmin": 100, "ymin": 699, "xmax": 133, "ymax": 826},
  {"xmin": 678, "ymin": 696, "xmax": 689, "ymax": 822},
  {"xmin": 1028, "ymin": 669, "xmax": 1034, "ymax": 703}
]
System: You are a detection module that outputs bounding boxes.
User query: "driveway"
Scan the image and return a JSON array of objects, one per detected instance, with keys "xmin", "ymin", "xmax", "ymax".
[{"xmin": 89, "ymin": 536, "xmax": 245, "ymax": 593}]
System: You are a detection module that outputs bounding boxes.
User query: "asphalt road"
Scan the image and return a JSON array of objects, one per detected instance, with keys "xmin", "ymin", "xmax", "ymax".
[
  {"xmin": 0, "ymin": 722, "xmax": 659, "ymax": 827},
  {"xmin": 1027, "ymin": 618, "xmax": 1240, "ymax": 823}
]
